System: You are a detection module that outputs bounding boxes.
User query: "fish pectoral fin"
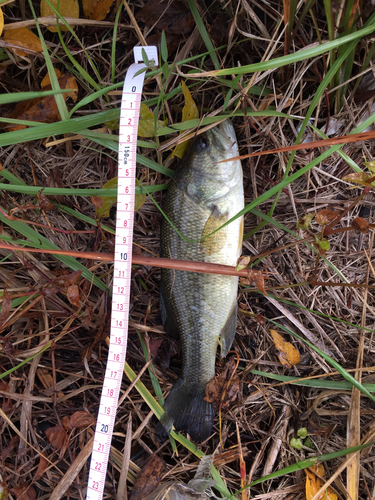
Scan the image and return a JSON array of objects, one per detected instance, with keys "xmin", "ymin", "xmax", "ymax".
[
  {"xmin": 218, "ymin": 304, "xmax": 237, "ymax": 356},
  {"xmin": 200, "ymin": 205, "xmax": 228, "ymax": 255}
]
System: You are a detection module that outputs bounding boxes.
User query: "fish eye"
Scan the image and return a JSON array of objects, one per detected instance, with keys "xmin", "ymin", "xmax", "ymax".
[{"xmin": 197, "ymin": 136, "xmax": 209, "ymax": 150}]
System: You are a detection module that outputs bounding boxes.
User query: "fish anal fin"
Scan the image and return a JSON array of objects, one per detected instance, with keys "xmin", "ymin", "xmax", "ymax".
[
  {"xmin": 219, "ymin": 304, "xmax": 237, "ymax": 356},
  {"xmin": 200, "ymin": 205, "xmax": 228, "ymax": 255}
]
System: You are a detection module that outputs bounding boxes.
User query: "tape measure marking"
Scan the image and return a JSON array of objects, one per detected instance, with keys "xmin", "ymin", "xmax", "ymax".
[{"xmin": 86, "ymin": 46, "xmax": 158, "ymax": 500}]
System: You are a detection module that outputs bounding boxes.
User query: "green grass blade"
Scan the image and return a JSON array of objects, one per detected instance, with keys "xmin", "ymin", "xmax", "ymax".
[
  {"xmin": 0, "ymin": 89, "xmax": 73, "ymax": 105},
  {"xmin": 186, "ymin": 0, "xmax": 221, "ymax": 71},
  {"xmin": 27, "ymin": 0, "xmax": 68, "ymax": 121},
  {"xmin": 0, "ymin": 183, "xmax": 167, "ymax": 197},
  {"xmin": 236, "ymin": 442, "xmax": 374, "ymax": 492},
  {"xmin": 250, "ymin": 369, "xmax": 375, "ymax": 392},
  {"xmin": 201, "ymin": 21, "xmax": 375, "ymax": 76}
]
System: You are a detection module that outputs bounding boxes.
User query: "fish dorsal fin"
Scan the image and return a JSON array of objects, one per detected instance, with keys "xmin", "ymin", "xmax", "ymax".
[
  {"xmin": 200, "ymin": 206, "xmax": 228, "ymax": 255},
  {"xmin": 218, "ymin": 304, "xmax": 237, "ymax": 356}
]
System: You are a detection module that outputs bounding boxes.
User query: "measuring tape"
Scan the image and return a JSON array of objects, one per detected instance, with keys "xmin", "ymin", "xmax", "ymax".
[{"xmin": 86, "ymin": 46, "xmax": 158, "ymax": 500}]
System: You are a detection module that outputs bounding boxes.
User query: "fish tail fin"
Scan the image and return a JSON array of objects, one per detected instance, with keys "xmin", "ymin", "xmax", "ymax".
[{"xmin": 155, "ymin": 379, "xmax": 215, "ymax": 442}]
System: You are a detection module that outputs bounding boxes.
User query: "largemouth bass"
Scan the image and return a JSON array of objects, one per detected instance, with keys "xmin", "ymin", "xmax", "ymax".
[{"xmin": 157, "ymin": 120, "xmax": 244, "ymax": 441}]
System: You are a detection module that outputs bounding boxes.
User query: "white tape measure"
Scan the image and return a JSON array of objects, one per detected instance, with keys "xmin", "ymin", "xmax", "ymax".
[{"xmin": 86, "ymin": 46, "xmax": 158, "ymax": 500}]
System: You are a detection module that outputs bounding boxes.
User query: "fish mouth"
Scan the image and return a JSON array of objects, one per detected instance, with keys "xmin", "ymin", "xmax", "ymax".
[{"xmin": 208, "ymin": 120, "xmax": 237, "ymax": 153}]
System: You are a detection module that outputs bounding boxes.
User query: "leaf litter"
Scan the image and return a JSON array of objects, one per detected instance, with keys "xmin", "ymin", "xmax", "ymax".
[{"xmin": 0, "ymin": 1, "xmax": 375, "ymax": 499}]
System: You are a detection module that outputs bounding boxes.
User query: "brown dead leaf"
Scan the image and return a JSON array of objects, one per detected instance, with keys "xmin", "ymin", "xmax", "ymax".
[
  {"xmin": 45, "ymin": 167, "xmax": 67, "ymax": 204},
  {"xmin": 129, "ymin": 455, "xmax": 166, "ymax": 500},
  {"xmin": 10, "ymin": 484, "xmax": 36, "ymax": 500},
  {"xmin": 54, "ymin": 270, "xmax": 82, "ymax": 287},
  {"xmin": 2, "ymin": 397, "xmax": 13, "ymax": 414},
  {"xmin": 40, "ymin": 0, "xmax": 79, "ymax": 32},
  {"xmin": 352, "ymin": 216, "xmax": 369, "ymax": 233},
  {"xmin": 62, "ymin": 415, "xmax": 72, "ymax": 431},
  {"xmin": 82, "ymin": 0, "xmax": 115, "ymax": 20},
  {"xmin": 270, "ymin": 329, "xmax": 300, "ymax": 368},
  {"xmin": 44, "ymin": 425, "xmax": 67, "ymax": 450},
  {"xmin": 3, "ymin": 27, "xmax": 42, "ymax": 56},
  {"xmin": 37, "ymin": 192, "xmax": 54, "ymax": 211},
  {"xmin": 204, "ymin": 356, "xmax": 241, "ymax": 410},
  {"xmin": 137, "ymin": 1, "xmax": 194, "ymax": 35},
  {"xmin": 0, "ymin": 290, "xmax": 12, "ymax": 325},
  {"xmin": 1, "ymin": 435, "xmax": 19, "ymax": 460},
  {"xmin": 315, "ymin": 209, "xmax": 339, "ymax": 226},
  {"xmin": 67, "ymin": 284, "xmax": 80, "ymax": 307},
  {"xmin": 69, "ymin": 410, "xmax": 96, "ymax": 429},
  {"xmin": 34, "ymin": 453, "xmax": 48, "ymax": 481},
  {"xmin": 3, "ymin": 75, "xmax": 78, "ymax": 132}
]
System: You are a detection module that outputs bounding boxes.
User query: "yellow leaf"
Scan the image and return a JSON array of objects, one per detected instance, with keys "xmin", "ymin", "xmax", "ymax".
[
  {"xmin": 138, "ymin": 103, "xmax": 167, "ymax": 138},
  {"xmin": 41, "ymin": 68, "xmax": 62, "ymax": 88},
  {"xmin": 173, "ymin": 81, "xmax": 199, "ymax": 159},
  {"xmin": 40, "ymin": 0, "xmax": 79, "ymax": 32},
  {"xmin": 270, "ymin": 329, "xmax": 300, "ymax": 368},
  {"xmin": 305, "ymin": 465, "xmax": 338, "ymax": 500},
  {"xmin": 82, "ymin": 0, "xmax": 115, "ymax": 20},
  {"xmin": 3, "ymin": 27, "xmax": 43, "ymax": 57},
  {"xmin": 0, "ymin": 7, "xmax": 4, "ymax": 38},
  {"xmin": 342, "ymin": 172, "xmax": 375, "ymax": 187},
  {"xmin": 96, "ymin": 178, "xmax": 146, "ymax": 218}
]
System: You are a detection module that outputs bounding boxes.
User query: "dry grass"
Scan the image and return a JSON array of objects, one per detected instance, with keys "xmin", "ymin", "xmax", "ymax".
[{"xmin": 1, "ymin": 1, "xmax": 375, "ymax": 499}]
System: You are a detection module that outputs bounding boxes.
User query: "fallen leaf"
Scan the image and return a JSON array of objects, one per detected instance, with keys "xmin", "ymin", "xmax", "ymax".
[
  {"xmin": 352, "ymin": 216, "xmax": 369, "ymax": 233},
  {"xmin": 40, "ymin": 0, "xmax": 79, "ymax": 32},
  {"xmin": 315, "ymin": 209, "xmax": 339, "ymax": 226},
  {"xmin": 69, "ymin": 410, "xmax": 96, "ymax": 429},
  {"xmin": 0, "ymin": 8, "xmax": 4, "ymax": 37},
  {"xmin": 313, "ymin": 235, "xmax": 330, "ymax": 256},
  {"xmin": 173, "ymin": 81, "xmax": 199, "ymax": 158},
  {"xmin": 54, "ymin": 270, "xmax": 82, "ymax": 286},
  {"xmin": 67, "ymin": 284, "xmax": 80, "ymax": 307},
  {"xmin": 305, "ymin": 465, "xmax": 338, "ymax": 500},
  {"xmin": 204, "ymin": 356, "xmax": 241, "ymax": 410},
  {"xmin": 297, "ymin": 213, "xmax": 315, "ymax": 230},
  {"xmin": 40, "ymin": 68, "xmax": 62, "ymax": 88},
  {"xmin": 95, "ymin": 177, "xmax": 146, "ymax": 219},
  {"xmin": 3, "ymin": 74, "xmax": 78, "ymax": 132},
  {"xmin": 10, "ymin": 484, "xmax": 36, "ymax": 500},
  {"xmin": 236, "ymin": 256, "xmax": 251, "ymax": 272},
  {"xmin": 342, "ymin": 172, "xmax": 375, "ymax": 187},
  {"xmin": 1, "ymin": 435, "xmax": 19, "ymax": 460},
  {"xmin": 270, "ymin": 329, "xmax": 300, "ymax": 368},
  {"xmin": 3, "ymin": 28, "xmax": 42, "ymax": 57},
  {"xmin": 44, "ymin": 425, "xmax": 67, "ymax": 450},
  {"xmin": 0, "ymin": 290, "xmax": 12, "ymax": 326},
  {"xmin": 45, "ymin": 167, "xmax": 67, "ymax": 204},
  {"xmin": 138, "ymin": 103, "xmax": 167, "ymax": 138},
  {"xmin": 129, "ymin": 455, "xmax": 166, "ymax": 500},
  {"xmin": 363, "ymin": 160, "xmax": 375, "ymax": 173},
  {"xmin": 34, "ymin": 453, "xmax": 48, "ymax": 481},
  {"xmin": 137, "ymin": 1, "xmax": 194, "ymax": 35},
  {"xmin": 240, "ymin": 270, "xmax": 266, "ymax": 295},
  {"xmin": 82, "ymin": 0, "xmax": 115, "ymax": 20},
  {"xmin": 62, "ymin": 415, "xmax": 72, "ymax": 431},
  {"xmin": 37, "ymin": 192, "xmax": 54, "ymax": 211}
]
